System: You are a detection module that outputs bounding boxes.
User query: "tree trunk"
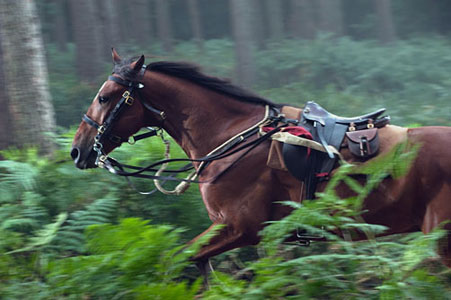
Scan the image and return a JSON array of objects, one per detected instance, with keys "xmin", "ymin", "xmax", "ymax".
[
  {"xmin": 318, "ymin": 0, "xmax": 344, "ymax": 36},
  {"xmin": 187, "ymin": 0, "xmax": 204, "ymax": 51},
  {"xmin": 373, "ymin": 0, "xmax": 397, "ymax": 44},
  {"xmin": 69, "ymin": 0, "xmax": 104, "ymax": 82},
  {"xmin": 265, "ymin": 0, "xmax": 284, "ymax": 41},
  {"xmin": 129, "ymin": 0, "xmax": 153, "ymax": 47},
  {"xmin": 155, "ymin": 0, "xmax": 174, "ymax": 52},
  {"xmin": 230, "ymin": 0, "xmax": 257, "ymax": 87},
  {"xmin": 96, "ymin": 0, "xmax": 123, "ymax": 58},
  {"xmin": 289, "ymin": 0, "xmax": 317, "ymax": 39},
  {"xmin": 251, "ymin": 0, "xmax": 266, "ymax": 49},
  {"xmin": 53, "ymin": 0, "xmax": 68, "ymax": 52},
  {"xmin": 0, "ymin": 0, "xmax": 56, "ymax": 155},
  {"xmin": 0, "ymin": 29, "xmax": 11, "ymax": 152}
]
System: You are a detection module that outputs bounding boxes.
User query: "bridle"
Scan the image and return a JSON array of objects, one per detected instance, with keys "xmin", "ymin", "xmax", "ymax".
[{"xmin": 82, "ymin": 65, "xmax": 166, "ymax": 167}]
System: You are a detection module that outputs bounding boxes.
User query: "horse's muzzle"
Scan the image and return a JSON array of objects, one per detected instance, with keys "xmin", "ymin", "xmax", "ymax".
[{"xmin": 70, "ymin": 146, "xmax": 98, "ymax": 169}]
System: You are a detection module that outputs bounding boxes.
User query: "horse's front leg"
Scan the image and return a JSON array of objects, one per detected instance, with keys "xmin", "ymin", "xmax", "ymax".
[
  {"xmin": 190, "ymin": 222, "xmax": 256, "ymax": 262},
  {"xmin": 187, "ymin": 221, "xmax": 254, "ymax": 286}
]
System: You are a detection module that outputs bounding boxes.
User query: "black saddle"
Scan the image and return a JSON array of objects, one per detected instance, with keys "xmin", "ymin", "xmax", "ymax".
[
  {"xmin": 282, "ymin": 101, "xmax": 390, "ymax": 199},
  {"xmin": 303, "ymin": 101, "xmax": 386, "ymax": 126}
]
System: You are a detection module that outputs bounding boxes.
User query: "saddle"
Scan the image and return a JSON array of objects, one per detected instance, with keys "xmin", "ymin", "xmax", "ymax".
[{"xmin": 275, "ymin": 101, "xmax": 390, "ymax": 199}]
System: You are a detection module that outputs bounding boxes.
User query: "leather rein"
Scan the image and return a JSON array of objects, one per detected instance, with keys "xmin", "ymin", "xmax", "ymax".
[{"xmin": 81, "ymin": 67, "xmax": 285, "ymax": 189}]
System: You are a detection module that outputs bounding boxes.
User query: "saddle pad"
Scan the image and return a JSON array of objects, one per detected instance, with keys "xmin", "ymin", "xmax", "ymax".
[{"xmin": 281, "ymin": 105, "xmax": 302, "ymax": 121}]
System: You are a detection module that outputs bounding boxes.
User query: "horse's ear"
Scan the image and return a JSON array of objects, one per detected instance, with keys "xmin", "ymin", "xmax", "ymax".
[
  {"xmin": 131, "ymin": 55, "xmax": 145, "ymax": 71},
  {"xmin": 111, "ymin": 48, "xmax": 121, "ymax": 64}
]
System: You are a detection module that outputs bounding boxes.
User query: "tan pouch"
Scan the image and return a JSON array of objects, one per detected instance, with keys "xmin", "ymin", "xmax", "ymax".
[
  {"xmin": 266, "ymin": 105, "xmax": 302, "ymax": 170},
  {"xmin": 267, "ymin": 140, "xmax": 287, "ymax": 170}
]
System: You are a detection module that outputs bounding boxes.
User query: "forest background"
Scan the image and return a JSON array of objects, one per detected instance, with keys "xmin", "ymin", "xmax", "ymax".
[{"xmin": 0, "ymin": 0, "xmax": 451, "ymax": 299}]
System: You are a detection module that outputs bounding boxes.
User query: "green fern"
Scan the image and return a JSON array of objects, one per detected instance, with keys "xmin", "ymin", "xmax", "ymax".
[
  {"xmin": 52, "ymin": 195, "xmax": 118, "ymax": 253},
  {"xmin": 8, "ymin": 212, "xmax": 67, "ymax": 254}
]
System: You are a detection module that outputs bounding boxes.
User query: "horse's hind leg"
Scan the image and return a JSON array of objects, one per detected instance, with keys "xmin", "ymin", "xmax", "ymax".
[{"xmin": 421, "ymin": 183, "xmax": 451, "ymax": 267}]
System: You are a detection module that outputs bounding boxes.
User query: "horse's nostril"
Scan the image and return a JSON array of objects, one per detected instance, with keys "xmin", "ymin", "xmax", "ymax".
[{"xmin": 70, "ymin": 147, "xmax": 80, "ymax": 162}]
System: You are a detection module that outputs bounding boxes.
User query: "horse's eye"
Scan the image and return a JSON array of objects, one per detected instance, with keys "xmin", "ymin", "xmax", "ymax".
[{"xmin": 98, "ymin": 96, "xmax": 109, "ymax": 104}]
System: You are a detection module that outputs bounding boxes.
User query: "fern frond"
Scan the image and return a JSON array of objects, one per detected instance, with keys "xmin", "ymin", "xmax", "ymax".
[
  {"xmin": 0, "ymin": 161, "xmax": 38, "ymax": 191},
  {"xmin": 8, "ymin": 212, "xmax": 67, "ymax": 253},
  {"xmin": 51, "ymin": 196, "xmax": 118, "ymax": 254}
]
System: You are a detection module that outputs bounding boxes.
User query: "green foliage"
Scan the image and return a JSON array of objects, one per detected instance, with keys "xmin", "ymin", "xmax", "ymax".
[
  {"xmin": 51, "ymin": 195, "xmax": 118, "ymax": 253},
  {"xmin": 47, "ymin": 218, "xmax": 216, "ymax": 299},
  {"xmin": 0, "ymin": 132, "xmax": 450, "ymax": 299},
  {"xmin": 10, "ymin": 212, "xmax": 67, "ymax": 254},
  {"xmin": 257, "ymin": 36, "xmax": 451, "ymax": 126}
]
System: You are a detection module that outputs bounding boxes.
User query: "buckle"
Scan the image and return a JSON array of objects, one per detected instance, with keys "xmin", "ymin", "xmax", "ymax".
[
  {"xmin": 123, "ymin": 91, "xmax": 134, "ymax": 105},
  {"xmin": 109, "ymin": 135, "xmax": 122, "ymax": 144},
  {"xmin": 96, "ymin": 154, "xmax": 108, "ymax": 168},
  {"xmin": 98, "ymin": 125, "xmax": 106, "ymax": 134}
]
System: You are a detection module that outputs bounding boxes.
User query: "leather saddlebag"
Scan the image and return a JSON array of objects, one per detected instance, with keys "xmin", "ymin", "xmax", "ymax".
[{"xmin": 345, "ymin": 128, "xmax": 379, "ymax": 158}]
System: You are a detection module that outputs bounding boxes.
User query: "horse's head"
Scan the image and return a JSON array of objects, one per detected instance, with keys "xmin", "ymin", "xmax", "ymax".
[{"xmin": 71, "ymin": 49, "xmax": 155, "ymax": 169}]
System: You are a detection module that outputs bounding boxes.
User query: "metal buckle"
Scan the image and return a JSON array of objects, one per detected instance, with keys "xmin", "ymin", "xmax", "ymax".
[
  {"xmin": 98, "ymin": 125, "xmax": 106, "ymax": 134},
  {"xmin": 123, "ymin": 91, "xmax": 134, "ymax": 105},
  {"xmin": 93, "ymin": 141, "xmax": 102, "ymax": 151},
  {"xmin": 109, "ymin": 135, "xmax": 122, "ymax": 144},
  {"xmin": 349, "ymin": 122, "xmax": 356, "ymax": 132},
  {"xmin": 97, "ymin": 155, "xmax": 107, "ymax": 168}
]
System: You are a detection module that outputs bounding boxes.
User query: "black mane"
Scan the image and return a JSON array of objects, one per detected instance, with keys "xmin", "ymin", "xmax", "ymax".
[{"xmin": 113, "ymin": 59, "xmax": 279, "ymax": 108}]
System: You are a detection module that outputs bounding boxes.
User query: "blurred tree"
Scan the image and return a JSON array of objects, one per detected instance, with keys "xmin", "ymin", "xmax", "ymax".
[
  {"xmin": 188, "ymin": 0, "xmax": 204, "ymax": 51},
  {"xmin": 265, "ymin": 0, "xmax": 284, "ymax": 41},
  {"xmin": 230, "ymin": 0, "xmax": 256, "ymax": 87},
  {"xmin": 0, "ymin": 0, "xmax": 56, "ymax": 155},
  {"xmin": 53, "ymin": 0, "xmax": 68, "ymax": 52},
  {"xmin": 289, "ymin": 0, "xmax": 317, "ymax": 39},
  {"xmin": 0, "ymin": 31, "xmax": 11, "ymax": 152},
  {"xmin": 130, "ymin": 0, "xmax": 153, "ymax": 47},
  {"xmin": 251, "ymin": 0, "xmax": 266, "ymax": 49},
  {"xmin": 373, "ymin": 0, "xmax": 397, "ymax": 44},
  {"xmin": 96, "ymin": 0, "xmax": 122, "ymax": 58},
  {"xmin": 318, "ymin": 0, "xmax": 344, "ymax": 36},
  {"xmin": 114, "ymin": 0, "xmax": 129, "ymax": 44},
  {"xmin": 155, "ymin": 0, "xmax": 174, "ymax": 52},
  {"xmin": 69, "ymin": 0, "xmax": 104, "ymax": 82}
]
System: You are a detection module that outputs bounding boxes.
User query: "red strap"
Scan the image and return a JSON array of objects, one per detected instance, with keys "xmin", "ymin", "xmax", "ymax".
[
  {"xmin": 316, "ymin": 172, "xmax": 329, "ymax": 178},
  {"xmin": 262, "ymin": 126, "xmax": 313, "ymax": 139}
]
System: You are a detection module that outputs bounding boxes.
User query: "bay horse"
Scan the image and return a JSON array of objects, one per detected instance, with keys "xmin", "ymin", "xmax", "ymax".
[{"xmin": 71, "ymin": 50, "xmax": 451, "ymax": 272}]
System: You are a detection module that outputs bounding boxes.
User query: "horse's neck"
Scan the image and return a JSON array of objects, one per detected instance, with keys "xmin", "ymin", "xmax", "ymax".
[{"xmin": 143, "ymin": 72, "xmax": 266, "ymax": 158}]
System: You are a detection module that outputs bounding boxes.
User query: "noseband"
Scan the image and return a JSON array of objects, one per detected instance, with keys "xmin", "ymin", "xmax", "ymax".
[{"xmin": 82, "ymin": 66, "xmax": 165, "ymax": 167}]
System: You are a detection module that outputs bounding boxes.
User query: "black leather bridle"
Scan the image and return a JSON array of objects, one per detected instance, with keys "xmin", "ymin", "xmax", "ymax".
[{"xmin": 82, "ymin": 66, "xmax": 165, "ymax": 167}]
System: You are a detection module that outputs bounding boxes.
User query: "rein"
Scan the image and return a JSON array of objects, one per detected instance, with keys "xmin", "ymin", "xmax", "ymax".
[{"xmin": 102, "ymin": 112, "xmax": 284, "ymax": 183}]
